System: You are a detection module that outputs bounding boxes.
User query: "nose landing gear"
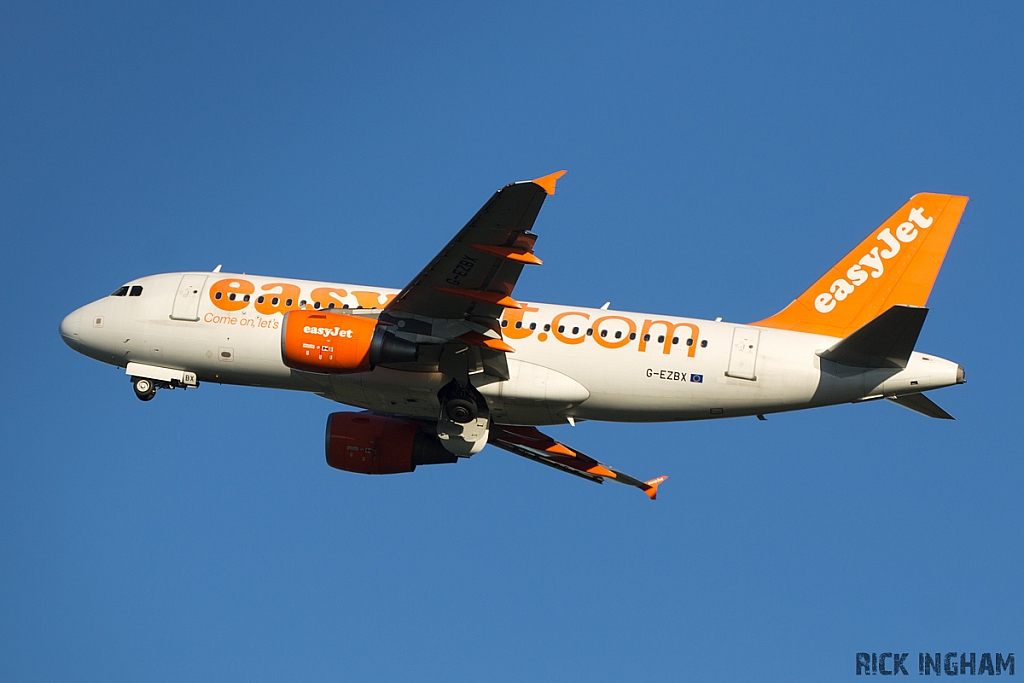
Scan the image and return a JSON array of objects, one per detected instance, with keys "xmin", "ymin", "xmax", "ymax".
[
  {"xmin": 132, "ymin": 376, "xmax": 157, "ymax": 401},
  {"xmin": 126, "ymin": 364, "xmax": 199, "ymax": 401}
]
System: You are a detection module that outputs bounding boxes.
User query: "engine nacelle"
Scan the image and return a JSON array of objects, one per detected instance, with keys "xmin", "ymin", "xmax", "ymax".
[
  {"xmin": 325, "ymin": 412, "xmax": 458, "ymax": 475},
  {"xmin": 282, "ymin": 310, "xmax": 418, "ymax": 373}
]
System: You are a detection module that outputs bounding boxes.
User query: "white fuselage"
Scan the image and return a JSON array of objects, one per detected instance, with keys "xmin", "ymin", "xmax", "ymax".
[{"xmin": 60, "ymin": 271, "xmax": 962, "ymax": 425}]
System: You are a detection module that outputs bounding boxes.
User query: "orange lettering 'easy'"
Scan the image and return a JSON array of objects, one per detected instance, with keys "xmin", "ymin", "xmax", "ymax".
[
  {"xmin": 255, "ymin": 282, "xmax": 302, "ymax": 315},
  {"xmin": 210, "ymin": 278, "xmax": 255, "ymax": 312}
]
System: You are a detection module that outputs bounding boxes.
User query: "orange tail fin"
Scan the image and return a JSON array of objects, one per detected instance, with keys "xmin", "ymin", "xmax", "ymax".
[{"xmin": 753, "ymin": 193, "xmax": 968, "ymax": 338}]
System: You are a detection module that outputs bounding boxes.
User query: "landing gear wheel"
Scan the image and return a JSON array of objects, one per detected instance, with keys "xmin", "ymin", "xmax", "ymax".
[
  {"xmin": 132, "ymin": 376, "xmax": 157, "ymax": 401},
  {"xmin": 444, "ymin": 398, "xmax": 478, "ymax": 424}
]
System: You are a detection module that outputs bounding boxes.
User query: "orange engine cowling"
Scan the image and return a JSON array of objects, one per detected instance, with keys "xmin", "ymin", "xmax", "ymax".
[
  {"xmin": 282, "ymin": 310, "xmax": 418, "ymax": 373},
  {"xmin": 325, "ymin": 412, "xmax": 458, "ymax": 475}
]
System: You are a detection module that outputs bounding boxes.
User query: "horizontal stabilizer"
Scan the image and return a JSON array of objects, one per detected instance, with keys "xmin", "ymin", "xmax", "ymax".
[
  {"xmin": 886, "ymin": 393, "xmax": 955, "ymax": 420},
  {"xmin": 818, "ymin": 305, "xmax": 927, "ymax": 368}
]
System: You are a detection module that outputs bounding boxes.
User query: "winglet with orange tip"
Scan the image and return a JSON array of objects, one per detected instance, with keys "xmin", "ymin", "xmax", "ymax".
[
  {"xmin": 530, "ymin": 170, "xmax": 567, "ymax": 196},
  {"xmin": 642, "ymin": 476, "xmax": 668, "ymax": 500}
]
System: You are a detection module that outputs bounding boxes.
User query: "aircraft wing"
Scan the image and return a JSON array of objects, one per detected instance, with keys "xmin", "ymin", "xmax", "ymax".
[
  {"xmin": 489, "ymin": 424, "xmax": 668, "ymax": 500},
  {"xmin": 379, "ymin": 171, "xmax": 565, "ymax": 379}
]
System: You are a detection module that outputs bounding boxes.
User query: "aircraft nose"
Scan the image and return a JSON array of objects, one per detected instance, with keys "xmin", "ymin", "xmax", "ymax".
[{"xmin": 60, "ymin": 308, "xmax": 83, "ymax": 351}]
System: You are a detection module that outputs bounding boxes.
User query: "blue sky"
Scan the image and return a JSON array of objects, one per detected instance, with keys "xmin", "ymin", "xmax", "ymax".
[{"xmin": 2, "ymin": 2, "xmax": 1022, "ymax": 680}]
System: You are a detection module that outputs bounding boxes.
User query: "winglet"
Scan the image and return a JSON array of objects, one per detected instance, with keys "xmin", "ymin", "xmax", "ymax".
[
  {"xmin": 643, "ymin": 476, "xmax": 668, "ymax": 500},
  {"xmin": 532, "ymin": 170, "xmax": 567, "ymax": 196}
]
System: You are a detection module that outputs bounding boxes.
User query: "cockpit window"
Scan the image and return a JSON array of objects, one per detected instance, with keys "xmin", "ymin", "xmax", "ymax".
[
  {"xmin": 129, "ymin": 286, "xmax": 143, "ymax": 297},
  {"xmin": 110, "ymin": 286, "xmax": 129, "ymax": 297}
]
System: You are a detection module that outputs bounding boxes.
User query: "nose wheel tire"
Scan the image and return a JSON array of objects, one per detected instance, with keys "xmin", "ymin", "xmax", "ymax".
[{"xmin": 132, "ymin": 377, "xmax": 157, "ymax": 401}]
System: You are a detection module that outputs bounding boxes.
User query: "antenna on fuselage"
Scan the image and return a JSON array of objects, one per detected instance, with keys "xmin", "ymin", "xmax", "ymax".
[{"xmin": 213, "ymin": 264, "xmax": 222, "ymax": 272}]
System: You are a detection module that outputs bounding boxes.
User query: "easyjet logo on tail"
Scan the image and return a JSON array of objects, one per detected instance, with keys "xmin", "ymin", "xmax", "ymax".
[{"xmin": 814, "ymin": 207, "xmax": 934, "ymax": 314}]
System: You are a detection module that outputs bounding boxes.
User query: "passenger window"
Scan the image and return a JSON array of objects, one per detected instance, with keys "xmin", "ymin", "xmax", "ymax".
[
  {"xmin": 586, "ymin": 328, "xmax": 593, "ymax": 336},
  {"xmin": 572, "ymin": 327, "xmax": 579, "ymax": 334},
  {"xmin": 229, "ymin": 293, "xmax": 237, "ymax": 301},
  {"xmin": 600, "ymin": 329, "xmax": 607, "ymax": 338},
  {"xmin": 558, "ymin": 325, "xmax": 565, "ymax": 333},
  {"xmin": 129, "ymin": 285, "xmax": 143, "ymax": 297},
  {"xmin": 658, "ymin": 335, "xmax": 665, "ymax": 343},
  {"xmin": 543, "ymin": 324, "xmax": 551, "ymax": 332},
  {"xmin": 643, "ymin": 334, "xmax": 650, "ymax": 342},
  {"xmin": 672, "ymin": 337, "xmax": 679, "ymax": 345},
  {"xmin": 515, "ymin": 321, "xmax": 522, "ymax": 329},
  {"xmin": 314, "ymin": 301, "xmax": 321, "ymax": 309},
  {"xmin": 501, "ymin": 320, "xmax": 508, "ymax": 327},
  {"xmin": 615, "ymin": 331, "xmax": 622, "ymax": 339},
  {"xmin": 110, "ymin": 286, "xmax": 129, "ymax": 297},
  {"xmin": 214, "ymin": 291, "xmax": 223, "ymax": 300},
  {"xmin": 529, "ymin": 323, "xmax": 536, "ymax": 330},
  {"xmin": 629, "ymin": 332, "xmax": 636, "ymax": 340},
  {"xmin": 686, "ymin": 338, "xmax": 694, "ymax": 346},
  {"xmin": 257, "ymin": 296, "xmax": 265, "ymax": 304},
  {"xmin": 701, "ymin": 340, "xmax": 708, "ymax": 348},
  {"xmin": 328, "ymin": 302, "xmax": 336, "ymax": 309},
  {"xmin": 286, "ymin": 298, "xmax": 293, "ymax": 307},
  {"xmin": 299, "ymin": 300, "xmax": 306, "ymax": 308},
  {"xmin": 243, "ymin": 294, "xmax": 250, "ymax": 302},
  {"xmin": 272, "ymin": 297, "xmax": 280, "ymax": 306}
]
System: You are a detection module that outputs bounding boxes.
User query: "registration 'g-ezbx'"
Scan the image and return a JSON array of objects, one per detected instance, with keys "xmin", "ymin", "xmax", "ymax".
[{"xmin": 60, "ymin": 172, "xmax": 968, "ymax": 499}]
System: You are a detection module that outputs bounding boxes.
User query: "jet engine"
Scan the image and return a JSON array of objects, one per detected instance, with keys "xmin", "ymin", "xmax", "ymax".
[
  {"xmin": 282, "ymin": 311, "xmax": 418, "ymax": 373},
  {"xmin": 325, "ymin": 412, "xmax": 457, "ymax": 475}
]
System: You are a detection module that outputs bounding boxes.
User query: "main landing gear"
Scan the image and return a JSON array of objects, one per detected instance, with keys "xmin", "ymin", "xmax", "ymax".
[
  {"xmin": 436, "ymin": 381, "xmax": 490, "ymax": 456},
  {"xmin": 132, "ymin": 376, "xmax": 157, "ymax": 401}
]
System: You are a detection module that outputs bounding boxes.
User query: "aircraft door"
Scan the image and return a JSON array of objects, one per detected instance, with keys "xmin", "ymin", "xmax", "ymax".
[
  {"xmin": 726, "ymin": 327, "xmax": 760, "ymax": 381},
  {"xmin": 170, "ymin": 274, "xmax": 208, "ymax": 321}
]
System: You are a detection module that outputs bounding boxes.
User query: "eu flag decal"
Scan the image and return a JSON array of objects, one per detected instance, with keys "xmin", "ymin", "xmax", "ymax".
[{"xmin": 690, "ymin": 374, "xmax": 703, "ymax": 383}]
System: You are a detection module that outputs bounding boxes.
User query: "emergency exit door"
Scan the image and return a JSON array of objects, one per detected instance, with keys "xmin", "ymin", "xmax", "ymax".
[
  {"xmin": 170, "ymin": 274, "xmax": 208, "ymax": 321},
  {"xmin": 726, "ymin": 327, "xmax": 760, "ymax": 381}
]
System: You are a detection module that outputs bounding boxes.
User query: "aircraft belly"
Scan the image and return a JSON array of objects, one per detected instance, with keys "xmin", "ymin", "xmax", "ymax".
[{"xmin": 345, "ymin": 369, "xmax": 446, "ymax": 418}]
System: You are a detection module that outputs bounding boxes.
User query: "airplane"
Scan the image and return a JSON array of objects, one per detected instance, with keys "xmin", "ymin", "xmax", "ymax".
[{"xmin": 59, "ymin": 171, "xmax": 968, "ymax": 500}]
